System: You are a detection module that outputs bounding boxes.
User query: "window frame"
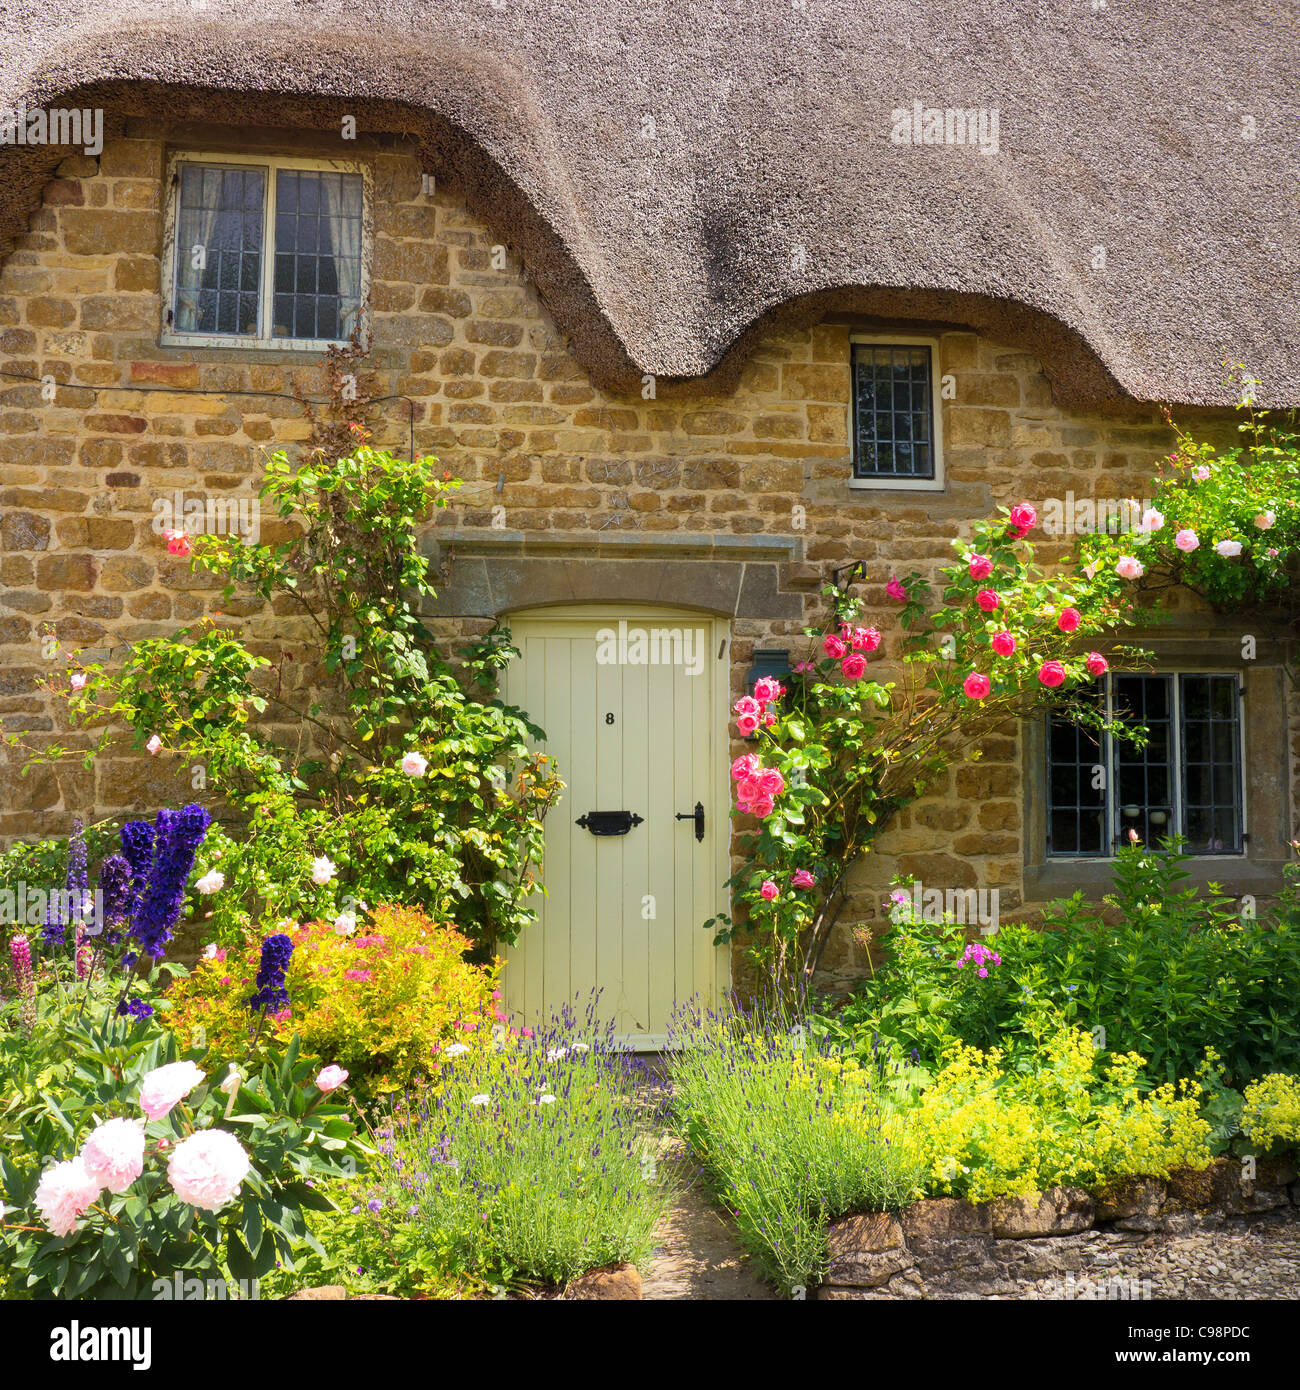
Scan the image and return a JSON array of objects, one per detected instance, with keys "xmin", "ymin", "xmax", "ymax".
[
  {"xmin": 159, "ymin": 150, "xmax": 372, "ymax": 353},
  {"xmin": 848, "ymin": 333, "xmax": 945, "ymax": 492},
  {"xmin": 1044, "ymin": 670, "xmax": 1248, "ymax": 862}
]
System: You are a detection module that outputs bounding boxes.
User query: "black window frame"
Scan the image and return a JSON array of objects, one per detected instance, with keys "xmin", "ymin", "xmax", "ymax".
[{"xmin": 850, "ymin": 340, "xmax": 941, "ymax": 486}]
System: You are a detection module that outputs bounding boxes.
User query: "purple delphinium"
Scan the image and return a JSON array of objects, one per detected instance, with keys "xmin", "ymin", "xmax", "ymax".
[
  {"xmin": 119, "ymin": 819, "xmax": 156, "ymax": 917},
  {"xmin": 66, "ymin": 818, "xmax": 88, "ymax": 926},
  {"xmin": 116, "ymin": 995, "xmax": 154, "ymax": 1020},
  {"xmin": 248, "ymin": 933, "xmax": 294, "ymax": 1014},
  {"xmin": 130, "ymin": 804, "xmax": 211, "ymax": 958},
  {"xmin": 96, "ymin": 854, "xmax": 133, "ymax": 946}
]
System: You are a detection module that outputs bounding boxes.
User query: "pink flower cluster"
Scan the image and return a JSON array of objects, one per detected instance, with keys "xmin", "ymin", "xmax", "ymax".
[
  {"xmin": 956, "ymin": 940, "xmax": 1002, "ymax": 979},
  {"xmin": 731, "ymin": 753, "xmax": 785, "ymax": 819},
  {"xmin": 733, "ymin": 675, "xmax": 785, "ymax": 736},
  {"xmin": 822, "ymin": 622, "xmax": 880, "ymax": 680}
]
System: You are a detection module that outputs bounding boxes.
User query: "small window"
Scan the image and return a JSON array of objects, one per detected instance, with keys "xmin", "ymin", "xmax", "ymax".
[
  {"xmin": 1046, "ymin": 673, "xmax": 1244, "ymax": 858},
  {"xmin": 163, "ymin": 155, "xmax": 368, "ymax": 350},
  {"xmin": 851, "ymin": 339, "xmax": 942, "ymax": 489}
]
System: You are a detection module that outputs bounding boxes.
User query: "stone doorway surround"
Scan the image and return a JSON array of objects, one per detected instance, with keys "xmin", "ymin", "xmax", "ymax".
[{"xmin": 418, "ymin": 528, "xmax": 808, "ymax": 620}]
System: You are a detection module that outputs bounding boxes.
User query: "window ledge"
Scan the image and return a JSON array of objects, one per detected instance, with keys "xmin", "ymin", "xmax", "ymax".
[{"xmin": 1025, "ymin": 857, "xmax": 1285, "ymax": 904}]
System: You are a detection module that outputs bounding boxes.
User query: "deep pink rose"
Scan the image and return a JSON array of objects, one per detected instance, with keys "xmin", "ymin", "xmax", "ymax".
[
  {"xmin": 1007, "ymin": 503, "xmax": 1037, "ymax": 536},
  {"xmin": 991, "ymin": 631, "xmax": 1016, "ymax": 657},
  {"xmin": 976, "ymin": 589, "xmax": 1000, "ymax": 613},
  {"xmin": 963, "ymin": 672, "xmax": 991, "ymax": 700},
  {"xmin": 822, "ymin": 633, "xmax": 847, "ymax": 660},
  {"xmin": 753, "ymin": 677, "xmax": 784, "ymax": 704},
  {"xmin": 841, "ymin": 652, "xmax": 867, "ymax": 680},
  {"xmin": 1085, "ymin": 652, "xmax": 1109, "ymax": 676},
  {"xmin": 737, "ymin": 775, "xmax": 764, "ymax": 804},
  {"xmin": 748, "ymin": 795, "xmax": 775, "ymax": 818},
  {"xmin": 759, "ymin": 880, "xmax": 779, "ymax": 902},
  {"xmin": 1057, "ymin": 607, "xmax": 1081, "ymax": 633},
  {"xmin": 736, "ymin": 713, "xmax": 759, "ymax": 736},
  {"xmin": 850, "ymin": 626, "xmax": 881, "ymax": 652},
  {"xmin": 731, "ymin": 754, "xmax": 761, "ymax": 781},
  {"xmin": 886, "ymin": 575, "xmax": 907, "ymax": 602},
  {"xmin": 758, "ymin": 768, "xmax": 785, "ymax": 797},
  {"xmin": 1038, "ymin": 661, "xmax": 1067, "ymax": 688},
  {"xmin": 968, "ymin": 554, "xmax": 993, "ymax": 580},
  {"xmin": 791, "ymin": 869, "xmax": 815, "ymax": 889}
]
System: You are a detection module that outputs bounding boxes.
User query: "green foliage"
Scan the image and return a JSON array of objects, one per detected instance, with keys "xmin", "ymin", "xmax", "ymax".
[
  {"xmin": 25, "ymin": 443, "xmax": 562, "ymax": 952},
  {"xmin": 1239, "ymin": 1073, "xmax": 1300, "ymax": 1156}
]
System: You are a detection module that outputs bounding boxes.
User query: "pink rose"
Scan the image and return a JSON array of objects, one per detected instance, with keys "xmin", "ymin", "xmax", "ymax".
[
  {"xmin": 976, "ymin": 589, "xmax": 1000, "ymax": 613},
  {"xmin": 753, "ymin": 677, "xmax": 784, "ymax": 704},
  {"xmin": 791, "ymin": 869, "xmax": 815, "ymax": 889},
  {"xmin": 34, "ymin": 1157, "xmax": 102, "ymax": 1238},
  {"xmin": 731, "ymin": 754, "xmax": 761, "ymax": 781},
  {"xmin": 885, "ymin": 575, "xmax": 907, "ymax": 602},
  {"xmin": 167, "ymin": 1129, "xmax": 251, "ymax": 1213},
  {"xmin": 1085, "ymin": 652, "xmax": 1109, "ymax": 676},
  {"xmin": 79, "ymin": 1117, "xmax": 146, "ymax": 1195},
  {"xmin": 758, "ymin": 768, "xmax": 785, "ymax": 797},
  {"xmin": 163, "ymin": 529, "xmax": 193, "ymax": 557},
  {"xmin": 763, "ymin": 709, "xmax": 777, "ymax": 727},
  {"xmin": 736, "ymin": 713, "xmax": 759, "ymax": 736},
  {"xmin": 1141, "ymin": 508, "xmax": 1164, "ymax": 532},
  {"xmin": 139, "ymin": 1060, "xmax": 206, "ymax": 1121},
  {"xmin": 737, "ymin": 775, "xmax": 765, "ymax": 804},
  {"xmin": 963, "ymin": 672, "xmax": 991, "ymax": 701},
  {"xmin": 145, "ymin": 734, "xmax": 163, "ymax": 755},
  {"xmin": 1007, "ymin": 503, "xmax": 1037, "ymax": 537},
  {"xmin": 759, "ymin": 880, "xmax": 779, "ymax": 902},
  {"xmin": 315, "ymin": 1065, "xmax": 349, "ymax": 1093},
  {"xmin": 748, "ymin": 795, "xmax": 775, "ymax": 818},
  {"xmin": 70, "ymin": 672, "xmax": 87, "ymax": 691},
  {"xmin": 1038, "ymin": 661, "xmax": 1067, "ymax": 688},
  {"xmin": 401, "ymin": 751, "xmax": 428, "ymax": 777},
  {"xmin": 968, "ymin": 554, "xmax": 993, "ymax": 581},
  {"xmin": 733, "ymin": 696, "xmax": 761, "ymax": 718},
  {"xmin": 1115, "ymin": 555, "xmax": 1145, "ymax": 580},
  {"xmin": 822, "ymin": 633, "xmax": 847, "ymax": 660},
  {"xmin": 1254, "ymin": 511, "xmax": 1275, "ymax": 530},
  {"xmin": 1192, "ymin": 465, "xmax": 1211, "ymax": 481},
  {"xmin": 1215, "ymin": 539, "xmax": 1242, "ymax": 558},
  {"xmin": 850, "ymin": 626, "xmax": 882, "ymax": 653},
  {"xmin": 840, "ymin": 652, "xmax": 867, "ymax": 680},
  {"xmin": 990, "ymin": 631, "xmax": 1016, "ymax": 657},
  {"xmin": 1057, "ymin": 607, "xmax": 1081, "ymax": 633},
  {"xmin": 1174, "ymin": 529, "xmax": 1199, "ymax": 552}
]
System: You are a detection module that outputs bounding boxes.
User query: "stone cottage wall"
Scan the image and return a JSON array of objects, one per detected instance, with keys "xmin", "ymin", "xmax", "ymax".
[{"xmin": 0, "ymin": 119, "xmax": 1288, "ymax": 986}]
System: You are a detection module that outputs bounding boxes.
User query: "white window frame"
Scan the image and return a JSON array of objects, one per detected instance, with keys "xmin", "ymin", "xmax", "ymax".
[
  {"xmin": 848, "ymin": 333, "xmax": 945, "ymax": 492},
  {"xmin": 1046, "ymin": 670, "xmax": 1248, "ymax": 862},
  {"xmin": 159, "ymin": 151, "xmax": 372, "ymax": 352}
]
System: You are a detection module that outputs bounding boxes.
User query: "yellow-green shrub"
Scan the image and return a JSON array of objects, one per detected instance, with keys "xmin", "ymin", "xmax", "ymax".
[
  {"xmin": 164, "ymin": 904, "xmax": 502, "ymax": 1097},
  {"xmin": 1240, "ymin": 1074, "xmax": 1300, "ymax": 1154}
]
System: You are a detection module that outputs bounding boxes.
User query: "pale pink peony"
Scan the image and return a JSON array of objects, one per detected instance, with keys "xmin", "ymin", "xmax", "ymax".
[
  {"xmin": 991, "ymin": 631, "xmax": 1016, "ymax": 657},
  {"xmin": 840, "ymin": 652, "xmax": 867, "ymax": 680},
  {"xmin": 1085, "ymin": 652, "xmax": 1109, "ymax": 677},
  {"xmin": 1038, "ymin": 661, "xmax": 1067, "ymax": 688},
  {"xmin": 1174, "ymin": 529, "xmax": 1199, "ymax": 552},
  {"xmin": 976, "ymin": 589, "xmax": 1000, "ymax": 613},
  {"xmin": 759, "ymin": 880, "xmax": 779, "ymax": 902},
  {"xmin": 315, "ymin": 1065, "xmax": 349, "ymax": 1093},
  {"xmin": 138, "ymin": 1060, "xmax": 206, "ymax": 1122},
  {"xmin": 79, "ymin": 1118, "xmax": 146, "ymax": 1195},
  {"xmin": 401, "ymin": 751, "xmax": 428, "ymax": 778},
  {"xmin": 968, "ymin": 554, "xmax": 993, "ymax": 581},
  {"xmin": 34, "ymin": 1157, "xmax": 102, "ymax": 1238},
  {"xmin": 310, "ymin": 856, "xmax": 337, "ymax": 885},
  {"xmin": 822, "ymin": 633, "xmax": 847, "ymax": 660},
  {"xmin": 1057, "ymin": 607, "xmax": 1081, "ymax": 633},
  {"xmin": 731, "ymin": 753, "xmax": 761, "ymax": 782},
  {"xmin": 1115, "ymin": 555, "xmax": 1145, "ymax": 580},
  {"xmin": 963, "ymin": 672, "xmax": 991, "ymax": 700},
  {"xmin": 166, "ymin": 1129, "xmax": 251, "ymax": 1213},
  {"xmin": 1254, "ymin": 511, "xmax": 1276, "ymax": 530},
  {"xmin": 1215, "ymin": 539, "xmax": 1242, "ymax": 558}
]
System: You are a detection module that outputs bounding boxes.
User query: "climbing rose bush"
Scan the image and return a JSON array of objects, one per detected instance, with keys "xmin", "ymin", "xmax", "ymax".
[
  {"xmin": 166, "ymin": 904, "xmax": 503, "ymax": 1098},
  {"xmin": 711, "ymin": 503, "xmax": 1136, "ymax": 996}
]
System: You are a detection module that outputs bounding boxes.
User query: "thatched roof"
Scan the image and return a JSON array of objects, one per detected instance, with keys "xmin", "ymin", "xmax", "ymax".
[{"xmin": 3, "ymin": 2, "xmax": 1297, "ymax": 407}]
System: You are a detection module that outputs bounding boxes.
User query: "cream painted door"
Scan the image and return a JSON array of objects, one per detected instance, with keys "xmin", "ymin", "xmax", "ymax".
[{"xmin": 500, "ymin": 604, "xmax": 731, "ymax": 1048}]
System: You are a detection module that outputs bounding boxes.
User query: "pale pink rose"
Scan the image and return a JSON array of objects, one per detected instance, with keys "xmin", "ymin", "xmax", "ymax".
[
  {"xmin": 79, "ymin": 1118, "xmax": 146, "ymax": 1195},
  {"xmin": 840, "ymin": 652, "xmax": 867, "ymax": 680},
  {"xmin": 1038, "ymin": 661, "xmax": 1067, "ymax": 688},
  {"xmin": 1254, "ymin": 511, "xmax": 1275, "ymax": 530},
  {"xmin": 748, "ymin": 795, "xmax": 775, "ymax": 818},
  {"xmin": 145, "ymin": 734, "xmax": 163, "ymax": 755},
  {"xmin": 70, "ymin": 672, "xmax": 87, "ymax": 691},
  {"xmin": 757, "ymin": 768, "xmax": 785, "ymax": 797},
  {"xmin": 763, "ymin": 709, "xmax": 776, "ymax": 726},
  {"xmin": 1140, "ymin": 508, "xmax": 1165, "ymax": 532},
  {"xmin": 310, "ymin": 856, "xmax": 336, "ymax": 885},
  {"xmin": 885, "ymin": 575, "xmax": 907, "ymax": 602},
  {"xmin": 1215, "ymin": 539, "xmax": 1242, "ymax": 558},
  {"xmin": 822, "ymin": 633, "xmax": 847, "ymax": 660},
  {"xmin": 315, "ymin": 1065, "xmax": 349, "ymax": 1093},
  {"xmin": 968, "ymin": 554, "xmax": 993, "ymax": 581},
  {"xmin": 731, "ymin": 754, "xmax": 761, "ymax": 781},
  {"xmin": 733, "ymin": 695, "xmax": 761, "ymax": 718},
  {"xmin": 1267, "ymin": 547, "xmax": 1280, "ymax": 558},
  {"xmin": 976, "ymin": 589, "xmax": 1000, "ymax": 613},
  {"xmin": 991, "ymin": 631, "xmax": 1016, "ymax": 657},
  {"xmin": 34, "ymin": 1157, "xmax": 102, "ymax": 1238},
  {"xmin": 401, "ymin": 751, "xmax": 428, "ymax": 777},
  {"xmin": 759, "ymin": 880, "xmax": 779, "ymax": 902},
  {"xmin": 1085, "ymin": 652, "xmax": 1109, "ymax": 677},
  {"xmin": 1057, "ymin": 607, "xmax": 1081, "ymax": 633},
  {"xmin": 791, "ymin": 869, "xmax": 815, "ymax": 889},
  {"xmin": 1115, "ymin": 556, "xmax": 1145, "ymax": 580},
  {"xmin": 1192, "ymin": 465, "xmax": 1211, "ymax": 481},
  {"xmin": 963, "ymin": 672, "xmax": 991, "ymax": 701},
  {"xmin": 138, "ymin": 1060, "xmax": 206, "ymax": 1121},
  {"xmin": 736, "ymin": 712, "xmax": 759, "ymax": 736},
  {"xmin": 166, "ymin": 1129, "xmax": 251, "ymax": 1213},
  {"xmin": 1174, "ymin": 529, "xmax": 1199, "ymax": 552}
]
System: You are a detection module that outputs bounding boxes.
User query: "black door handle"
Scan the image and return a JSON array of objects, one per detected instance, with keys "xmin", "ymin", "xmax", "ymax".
[{"xmin": 675, "ymin": 801, "xmax": 705, "ymax": 842}]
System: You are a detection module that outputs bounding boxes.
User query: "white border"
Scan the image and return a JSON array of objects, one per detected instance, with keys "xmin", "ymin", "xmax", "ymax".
[
  {"xmin": 847, "ymin": 333, "xmax": 945, "ymax": 492},
  {"xmin": 159, "ymin": 151, "xmax": 372, "ymax": 352}
]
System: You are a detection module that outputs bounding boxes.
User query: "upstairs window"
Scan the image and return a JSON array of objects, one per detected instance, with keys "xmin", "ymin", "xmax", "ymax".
[
  {"xmin": 851, "ymin": 338, "xmax": 943, "ymax": 489},
  {"xmin": 162, "ymin": 155, "xmax": 368, "ymax": 350},
  {"xmin": 1045, "ymin": 673, "xmax": 1244, "ymax": 858}
]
